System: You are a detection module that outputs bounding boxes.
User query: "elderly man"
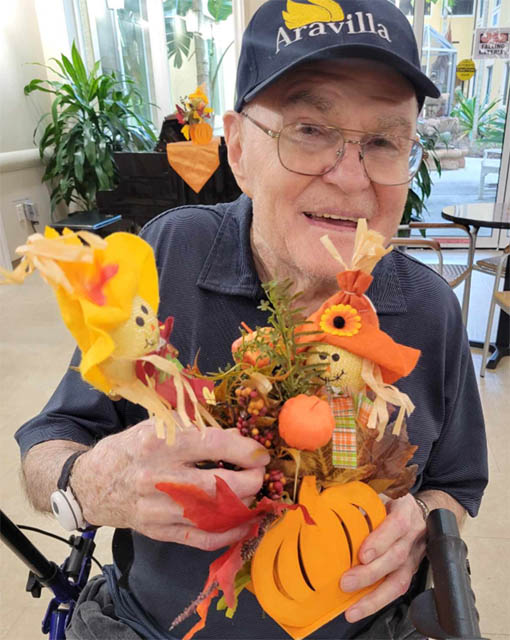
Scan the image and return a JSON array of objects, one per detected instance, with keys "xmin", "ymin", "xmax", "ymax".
[{"xmin": 16, "ymin": 1, "xmax": 487, "ymax": 638}]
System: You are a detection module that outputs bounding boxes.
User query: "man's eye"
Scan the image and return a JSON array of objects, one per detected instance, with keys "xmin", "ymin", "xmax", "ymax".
[
  {"xmin": 365, "ymin": 136, "xmax": 400, "ymax": 152},
  {"xmin": 296, "ymin": 123, "xmax": 324, "ymax": 137}
]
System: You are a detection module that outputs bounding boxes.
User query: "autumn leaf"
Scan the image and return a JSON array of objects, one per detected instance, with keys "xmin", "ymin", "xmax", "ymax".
[
  {"xmin": 156, "ymin": 475, "xmax": 313, "ymax": 533},
  {"xmin": 357, "ymin": 418, "xmax": 418, "ymax": 497}
]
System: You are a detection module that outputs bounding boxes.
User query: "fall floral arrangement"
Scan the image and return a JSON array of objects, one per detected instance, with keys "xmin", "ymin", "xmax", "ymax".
[
  {"xmin": 154, "ymin": 222, "xmax": 421, "ymax": 639},
  {"xmin": 1, "ymin": 221, "xmax": 421, "ymax": 640},
  {"xmin": 175, "ymin": 85, "xmax": 214, "ymax": 145}
]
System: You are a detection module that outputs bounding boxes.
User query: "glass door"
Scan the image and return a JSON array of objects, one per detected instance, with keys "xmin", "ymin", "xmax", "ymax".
[{"xmin": 410, "ymin": 0, "xmax": 509, "ymax": 248}]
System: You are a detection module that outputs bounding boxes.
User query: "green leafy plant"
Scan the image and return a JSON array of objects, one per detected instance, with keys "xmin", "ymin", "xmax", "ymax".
[
  {"xmin": 450, "ymin": 87, "xmax": 503, "ymax": 141},
  {"xmin": 24, "ymin": 42, "xmax": 156, "ymax": 213},
  {"xmin": 163, "ymin": 0, "xmax": 233, "ymax": 104},
  {"xmin": 401, "ymin": 133, "xmax": 441, "ymax": 226},
  {"xmin": 480, "ymin": 107, "xmax": 506, "ymax": 145},
  {"xmin": 164, "ymin": 0, "xmax": 194, "ymax": 69}
]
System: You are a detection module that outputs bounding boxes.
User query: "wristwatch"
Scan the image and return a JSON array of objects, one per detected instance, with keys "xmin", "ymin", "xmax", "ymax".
[{"xmin": 50, "ymin": 451, "xmax": 90, "ymax": 531}]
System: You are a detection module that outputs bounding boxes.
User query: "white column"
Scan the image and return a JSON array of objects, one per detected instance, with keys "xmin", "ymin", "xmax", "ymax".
[{"xmin": 147, "ymin": 0, "xmax": 173, "ymax": 127}]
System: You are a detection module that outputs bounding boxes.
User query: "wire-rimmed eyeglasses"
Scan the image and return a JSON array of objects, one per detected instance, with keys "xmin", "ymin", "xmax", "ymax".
[{"xmin": 241, "ymin": 111, "xmax": 423, "ymax": 186}]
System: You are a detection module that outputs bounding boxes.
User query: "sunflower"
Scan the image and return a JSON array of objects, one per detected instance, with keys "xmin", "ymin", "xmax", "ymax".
[{"xmin": 319, "ymin": 303, "xmax": 362, "ymax": 337}]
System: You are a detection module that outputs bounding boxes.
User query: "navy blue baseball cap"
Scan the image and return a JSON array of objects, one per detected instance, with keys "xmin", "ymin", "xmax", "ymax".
[{"xmin": 234, "ymin": 0, "xmax": 440, "ymax": 112}]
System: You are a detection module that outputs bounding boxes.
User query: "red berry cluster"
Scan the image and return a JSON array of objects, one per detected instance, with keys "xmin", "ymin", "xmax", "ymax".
[
  {"xmin": 262, "ymin": 469, "xmax": 285, "ymax": 501},
  {"xmin": 234, "ymin": 385, "xmax": 274, "ymax": 449}
]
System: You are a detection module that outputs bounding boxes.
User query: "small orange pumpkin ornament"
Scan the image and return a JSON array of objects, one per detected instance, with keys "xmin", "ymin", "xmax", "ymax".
[
  {"xmin": 231, "ymin": 326, "xmax": 274, "ymax": 367},
  {"xmin": 278, "ymin": 394, "xmax": 335, "ymax": 450},
  {"xmin": 190, "ymin": 121, "xmax": 213, "ymax": 145},
  {"xmin": 250, "ymin": 476, "xmax": 386, "ymax": 639}
]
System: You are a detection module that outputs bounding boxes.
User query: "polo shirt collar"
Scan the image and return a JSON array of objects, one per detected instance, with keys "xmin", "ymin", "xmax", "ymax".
[
  {"xmin": 197, "ymin": 195, "xmax": 263, "ymax": 299},
  {"xmin": 197, "ymin": 194, "xmax": 407, "ymax": 314}
]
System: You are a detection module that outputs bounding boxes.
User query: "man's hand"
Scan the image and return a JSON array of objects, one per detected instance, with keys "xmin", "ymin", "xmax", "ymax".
[
  {"xmin": 340, "ymin": 492, "xmax": 426, "ymax": 623},
  {"xmin": 71, "ymin": 420, "xmax": 270, "ymax": 550}
]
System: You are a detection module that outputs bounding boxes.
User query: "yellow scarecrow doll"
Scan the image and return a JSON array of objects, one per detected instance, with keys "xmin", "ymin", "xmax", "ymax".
[{"xmin": 0, "ymin": 227, "xmax": 217, "ymax": 442}]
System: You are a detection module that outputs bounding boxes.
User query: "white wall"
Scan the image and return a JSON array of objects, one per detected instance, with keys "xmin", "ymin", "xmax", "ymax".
[{"xmin": 0, "ymin": 0, "xmax": 64, "ymax": 264}]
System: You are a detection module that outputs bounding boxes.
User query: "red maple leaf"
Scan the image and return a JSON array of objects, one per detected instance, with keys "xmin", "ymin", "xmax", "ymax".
[{"xmin": 156, "ymin": 475, "xmax": 305, "ymax": 532}]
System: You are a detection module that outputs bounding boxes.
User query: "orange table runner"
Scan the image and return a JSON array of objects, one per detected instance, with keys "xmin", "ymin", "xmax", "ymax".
[{"xmin": 166, "ymin": 138, "xmax": 220, "ymax": 193}]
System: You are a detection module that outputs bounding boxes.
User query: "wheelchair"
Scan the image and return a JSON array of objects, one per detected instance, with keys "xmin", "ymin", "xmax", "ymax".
[{"xmin": 1, "ymin": 508, "xmax": 486, "ymax": 640}]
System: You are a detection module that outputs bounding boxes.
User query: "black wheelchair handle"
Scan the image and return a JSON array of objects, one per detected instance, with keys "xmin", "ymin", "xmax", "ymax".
[{"xmin": 410, "ymin": 508, "xmax": 488, "ymax": 640}]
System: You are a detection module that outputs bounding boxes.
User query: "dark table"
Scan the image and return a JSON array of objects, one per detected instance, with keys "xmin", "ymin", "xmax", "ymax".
[
  {"xmin": 50, "ymin": 211, "xmax": 128, "ymax": 238},
  {"xmin": 442, "ymin": 202, "xmax": 510, "ymax": 369}
]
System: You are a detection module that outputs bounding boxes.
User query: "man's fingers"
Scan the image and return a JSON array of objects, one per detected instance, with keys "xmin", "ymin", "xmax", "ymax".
[
  {"xmin": 204, "ymin": 466, "xmax": 266, "ymax": 498},
  {"xmin": 176, "ymin": 428, "xmax": 271, "ymax": 468},
  {"xmin": 344, "ymin": 566, "xmax": 412, "ymax": 624},
  {"xmin": 357, "ymin": 495, "xmax": 413, "ymax": 564},
  {"xmin": 341, "ymin": 538, "xmax": 411, "ymax": 591}
]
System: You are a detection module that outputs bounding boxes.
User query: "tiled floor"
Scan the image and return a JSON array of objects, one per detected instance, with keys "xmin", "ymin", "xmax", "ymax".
[{"xmin": 0, "ymin": 251, "xmax": 508, "ymax": 639}]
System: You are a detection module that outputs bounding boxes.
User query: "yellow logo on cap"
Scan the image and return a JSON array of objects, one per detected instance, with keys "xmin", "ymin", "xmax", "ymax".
[{"xmin": 283, "ymin": 0, "xmax": 345, "ymax": 29}]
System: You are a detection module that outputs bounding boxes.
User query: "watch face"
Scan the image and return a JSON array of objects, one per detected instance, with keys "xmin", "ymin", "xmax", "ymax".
[{"xmin": 50, "ymin": 489, "xmax": 85, "ymax": 531}]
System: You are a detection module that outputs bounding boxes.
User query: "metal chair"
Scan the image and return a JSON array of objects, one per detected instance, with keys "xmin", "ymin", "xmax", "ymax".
[
  {"xmin": 478, "ymin": 149, "xmax": 502, "ymax": 199},
  {"xmin": 392, "ymin": 222, "xmax": 476, "ymax": 326},
  {"xmin": 480, "ymin": 245, "xmax": 510, "ymax": 377}
]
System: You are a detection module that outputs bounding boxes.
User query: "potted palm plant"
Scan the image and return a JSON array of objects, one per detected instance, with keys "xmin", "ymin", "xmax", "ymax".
[{"xmin": 24, "ymin": 42, "xmax": 156, "ymax": 216}]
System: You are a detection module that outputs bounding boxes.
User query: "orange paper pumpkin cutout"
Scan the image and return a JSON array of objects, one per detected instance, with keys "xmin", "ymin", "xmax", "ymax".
[
  {"xmin": 190, "ymin": 121, "xmax": 213, "ymax": 145},
  {"xmin": 250, "ymin": 477, "xmax": 386, "ymax": 639}
]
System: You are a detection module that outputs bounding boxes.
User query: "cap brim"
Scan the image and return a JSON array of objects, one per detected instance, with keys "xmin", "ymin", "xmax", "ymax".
[{"xmin": 238, "ymin": 43, "xmax": 440, "ymax": 111}]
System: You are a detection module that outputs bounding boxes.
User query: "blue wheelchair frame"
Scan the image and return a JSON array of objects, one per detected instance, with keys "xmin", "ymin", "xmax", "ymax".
[{"xmin": 1, "ymin": 510, "xmax": 96, "ymax": 639}]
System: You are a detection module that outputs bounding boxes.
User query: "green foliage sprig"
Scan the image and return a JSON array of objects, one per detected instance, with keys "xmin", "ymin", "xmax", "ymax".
[
  {"xmin": 24, "ymin": 42, "xmax": 156, "ymax": 213},
  {"xmin": 257, "ymin": 280, "xmax": 322, "ymax": 401},
  {"xmin": 206, "ymin": 281, "xmax": 324, "ymax": 429}
]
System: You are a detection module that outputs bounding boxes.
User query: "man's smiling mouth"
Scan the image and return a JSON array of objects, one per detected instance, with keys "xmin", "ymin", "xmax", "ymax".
[{"xmin": 303, "ymin": 212, "xmax": 359, "ymax": 227}]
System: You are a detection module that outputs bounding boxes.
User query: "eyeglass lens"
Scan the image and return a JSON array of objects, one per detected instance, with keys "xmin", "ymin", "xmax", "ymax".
[{"xmin": 278, "ymin": 123, "xmax": 422, "ymax": 185}]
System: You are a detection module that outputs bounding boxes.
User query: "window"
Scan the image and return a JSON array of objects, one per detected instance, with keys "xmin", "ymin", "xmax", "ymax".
[
  {"xmin": 388, "ymin": 0, "xmax": 430, "ymax": 17},
  {"xmin": 485, "ymin": 65, "xmax": 493, "ymax": 99},
  {"xmin": 77, "ymin": 0, "xmax": 156, "ymax": 123},
  {"xmin": 503, "ymin": 63, "xmax": 509, "ymax": 107},
  {"xmin": 451, "ymin": 0, "xmax": 474, "ymax": 16},
  {"xmin": 491, "ymin": 8, "xmax": 500, "ymax": 26},
  {"xmin": 163, "ymin": 0, "xmax": 236, "ymax": 130}
]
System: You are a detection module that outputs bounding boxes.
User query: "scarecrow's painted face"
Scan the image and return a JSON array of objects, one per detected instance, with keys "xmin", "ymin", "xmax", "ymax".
[
  {"xmin": 307, "ymin": 344, "xmax": 365, "ymax": 394},
  {"xmin": 110, "ymin": 295, "xmax": 160, "ymax": 358}
]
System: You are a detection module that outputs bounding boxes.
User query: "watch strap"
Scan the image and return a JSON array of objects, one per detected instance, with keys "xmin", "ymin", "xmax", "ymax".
[{"xmin": 57, "ymin": 450, "xmax": 86, "ymax": 490}]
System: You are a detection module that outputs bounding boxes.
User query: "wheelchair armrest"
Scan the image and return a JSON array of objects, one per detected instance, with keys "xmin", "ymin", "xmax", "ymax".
[{"xmin": 410, "ymin": 508, "xmax": 487, "ymax": 640}]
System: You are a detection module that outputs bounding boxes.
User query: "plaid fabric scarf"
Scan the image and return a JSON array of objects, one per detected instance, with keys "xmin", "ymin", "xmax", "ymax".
[{"xmin": 329, "ymin": 392, "xmax": 372, "ymax": 468}]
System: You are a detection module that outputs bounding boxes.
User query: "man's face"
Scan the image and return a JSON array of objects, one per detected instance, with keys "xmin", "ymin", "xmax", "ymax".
[{"xmin": 228, "ymin": 59, "xmax": 418, "ymax": 284}]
